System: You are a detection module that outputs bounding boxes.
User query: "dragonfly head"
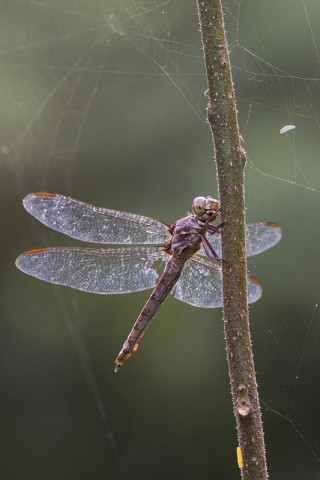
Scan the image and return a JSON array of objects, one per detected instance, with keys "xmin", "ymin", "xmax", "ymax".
[{"xmin": 192, "ymin": 196, "xmax": 220, "ymax": 220}]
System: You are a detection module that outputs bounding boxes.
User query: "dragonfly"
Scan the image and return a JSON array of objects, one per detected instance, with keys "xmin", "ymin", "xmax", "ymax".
[{"xmin": 15, "ymin": 192, "xmax": 282, "ymax": 372}]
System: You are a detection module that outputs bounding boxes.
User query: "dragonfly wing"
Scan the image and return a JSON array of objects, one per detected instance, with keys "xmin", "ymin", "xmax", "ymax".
[
  {"xmin": 173, "ymin": 255, "xmax": 262, "ymax": 308},
  {"xmin": 201, "ymin": 222, "xmax": 282, "ymax": 258},
  {"xmin": 173, "ymin": 256, "xmax": 223, "ymax": 308},
  {"xmin": 247, "ymin": 274, "xmax": 263, "ymax": 304},
  {"xmin": 244, "ymin": 222, "xmax": 282, "ymax": 256},
  {"xmin": 23, "ymin": 192, "xmax": 169, "ymax": 244},
  {"xmin": 16, "ymin": 246, "xmax": 166, "ymax": 294}
]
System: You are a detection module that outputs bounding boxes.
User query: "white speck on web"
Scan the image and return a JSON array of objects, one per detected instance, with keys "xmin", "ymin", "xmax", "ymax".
[{"xmin": 280, "ymin": 125, "xmax": 296, "ymax": 134}]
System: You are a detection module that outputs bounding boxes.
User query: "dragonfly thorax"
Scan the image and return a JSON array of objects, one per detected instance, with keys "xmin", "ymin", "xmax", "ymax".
[{"xmin": 169, "ymin": 215, "xmax": 206, "ymax": 261}]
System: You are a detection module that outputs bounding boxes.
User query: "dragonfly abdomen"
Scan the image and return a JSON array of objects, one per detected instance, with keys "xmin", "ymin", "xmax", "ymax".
[{"xmin": 114, "ymin": 257, "xmax": 184, "ymax": 372}]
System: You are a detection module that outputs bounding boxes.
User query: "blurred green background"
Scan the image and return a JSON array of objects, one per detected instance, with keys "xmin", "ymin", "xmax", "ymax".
[{"xmin": 1, "ymin": 1, "xmax": 320, "ymax": 478}]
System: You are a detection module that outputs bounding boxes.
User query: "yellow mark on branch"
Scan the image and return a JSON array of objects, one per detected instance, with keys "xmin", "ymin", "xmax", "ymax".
[{"xmin": 237, "ymin": 446, "xmax": 243, "ymax": 469}]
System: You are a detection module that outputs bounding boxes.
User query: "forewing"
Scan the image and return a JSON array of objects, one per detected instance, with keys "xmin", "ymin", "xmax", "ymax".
[
  {"xmin": 15, "ymin": 246, "xmax": 165, "ymax": 294},
  {"xmin": 23, "ymin": 192, "xmax": 169, "ymax": 244},
  {"xmin": 202, "ymin": 222, "xmax": 282, "ymax": 258},
  {"xmin": 245, "ymin": 222, "xmax": 282, "ymax": 256},
  {"xmin": 173, "ymin": 255, "xmax": 262, "ymax": 308}
]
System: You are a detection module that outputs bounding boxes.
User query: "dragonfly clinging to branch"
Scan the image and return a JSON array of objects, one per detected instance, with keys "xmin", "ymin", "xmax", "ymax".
[{"xmin": 15, "ymin": 192, "xmax": 282, "ymax": 371}]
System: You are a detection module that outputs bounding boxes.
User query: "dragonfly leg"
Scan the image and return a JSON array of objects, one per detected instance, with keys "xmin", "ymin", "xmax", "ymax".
[
  {"xmin": 201, "ymin": 234, "xmax": 222, "ymax": 260},
  {"xmin": 207, "ymin": 221, "xmax": 225, "ymax": 235},
  {"xmin": 204, "ymin": 221, "xmax": 229, "ymax": 262}
]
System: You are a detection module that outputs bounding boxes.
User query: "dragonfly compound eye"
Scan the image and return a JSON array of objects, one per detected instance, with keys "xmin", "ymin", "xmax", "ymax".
[
  {"xmin": 204, "ymin": 197, "xmax": 220, "ymax": 214},
  {"xmin": 192, "ymin": 196, "xmax": 207, "ymax": 215}
]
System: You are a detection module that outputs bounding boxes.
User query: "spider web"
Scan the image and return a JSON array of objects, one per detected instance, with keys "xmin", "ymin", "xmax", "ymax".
[{"xmin": 2, "ymin": 0, "xmax": 320, "ymax": 478}]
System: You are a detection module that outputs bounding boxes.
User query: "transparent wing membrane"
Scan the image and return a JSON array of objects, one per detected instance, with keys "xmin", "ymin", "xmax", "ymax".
[
  {"xmin": 173, "ymin": 255, "xmax": 262, "ymax": 308},
  {"xmin": 23, "ymin": 192, "xmax": 169, "ymax": 245},
  {"xmin": 202, "ymin": 222, "xmax": 282, "ymax": 258},
  {"xmin": 245, "ymin": 222, "xmax": 282, "ymax": 257},
  {"xmin": 247, "ymin": 274, "xmax": 263, "ymax": 304},
  {"xmin": 16, "ymin": 246, "xmax": 165, "ymax": 294}
]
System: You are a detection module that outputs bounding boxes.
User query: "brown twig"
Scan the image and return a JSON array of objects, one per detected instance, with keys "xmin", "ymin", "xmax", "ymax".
[{"xmin": 196, "ymin": 1, "xmax": 268, "ymax": 479}]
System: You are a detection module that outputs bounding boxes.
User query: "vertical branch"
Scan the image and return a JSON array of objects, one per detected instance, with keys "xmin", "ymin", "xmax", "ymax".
[{"xmin": 196, "ymin": 2, "xmax": 268, "ymax": 479}]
